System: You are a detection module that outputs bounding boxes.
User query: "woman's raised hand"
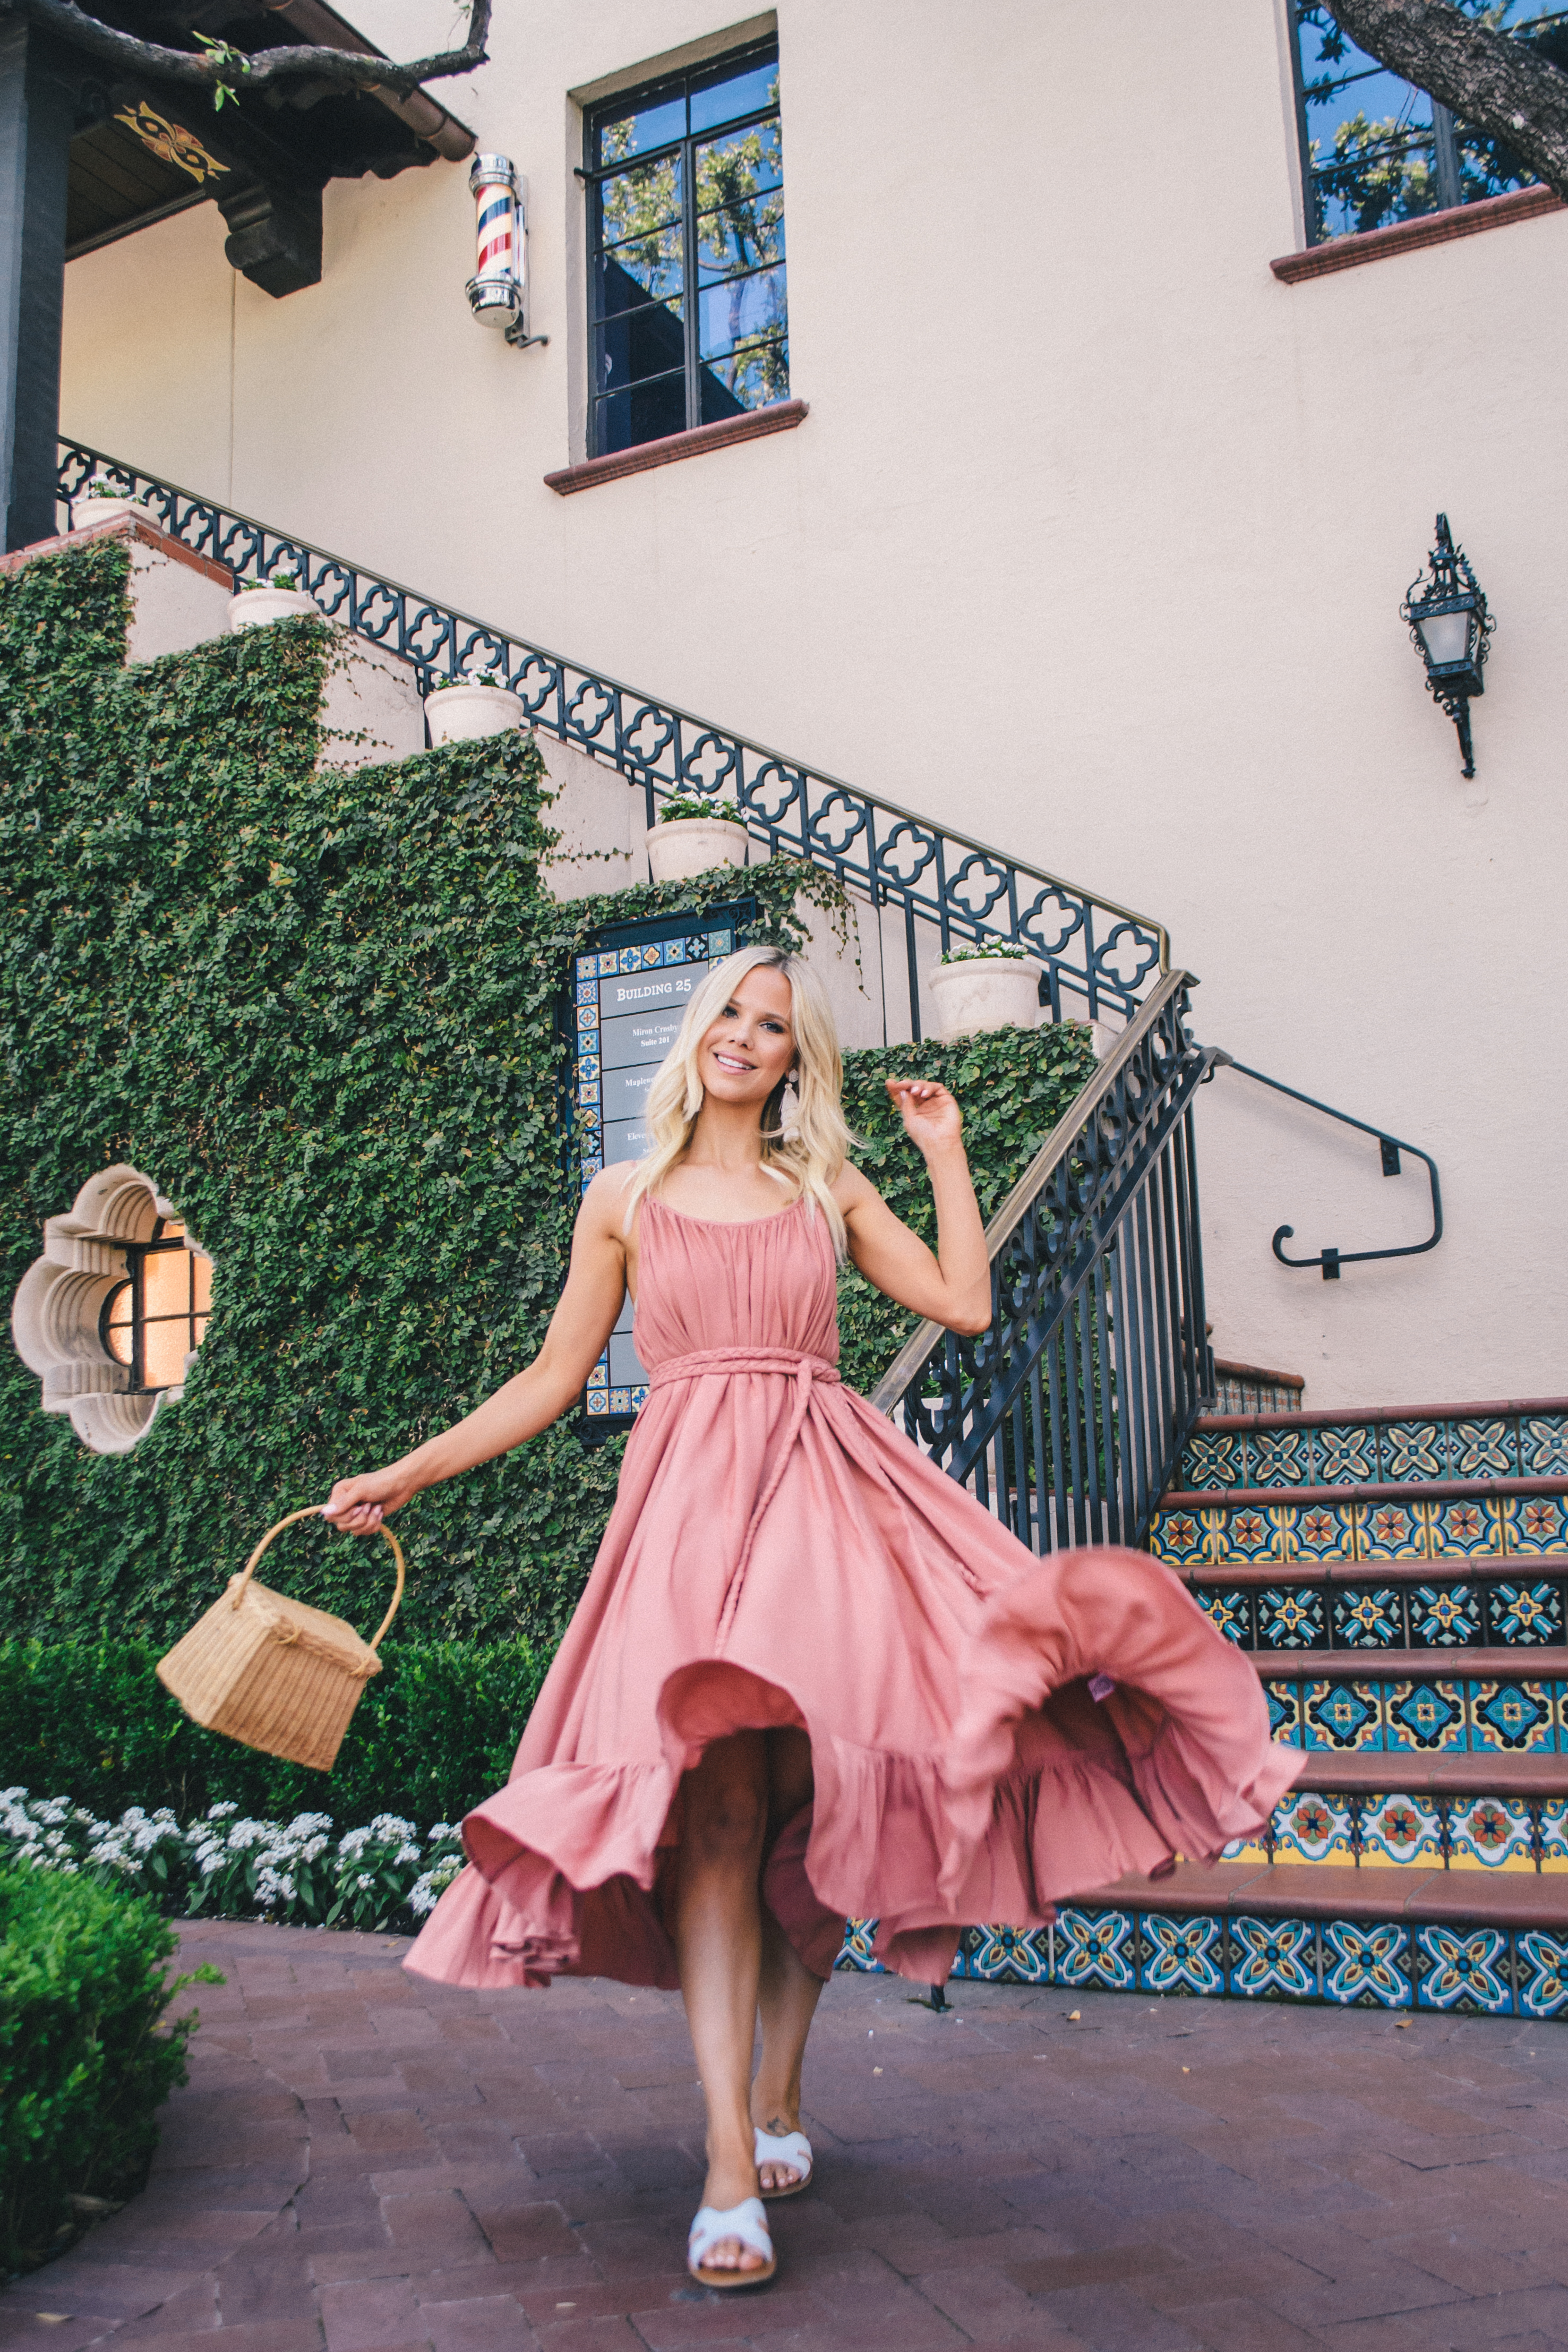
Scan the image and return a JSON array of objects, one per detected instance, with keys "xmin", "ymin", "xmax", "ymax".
[
  {"xmin": 885, "ymin": 1076, "xmax": 963, "ymax": 1158},
  {"xmin": 322, "ymin": 1466, "xmax": 416, "ymax": 1535}
]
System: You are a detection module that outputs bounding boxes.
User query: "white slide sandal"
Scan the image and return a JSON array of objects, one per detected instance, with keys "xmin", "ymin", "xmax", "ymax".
[
  {"xmin": 754, "ymin": 2124, "xmax": 813, "ymax": 2200},
  {"xmin": 687, "ymin": 2195, "xmax": 776, "ymax": 2289}
]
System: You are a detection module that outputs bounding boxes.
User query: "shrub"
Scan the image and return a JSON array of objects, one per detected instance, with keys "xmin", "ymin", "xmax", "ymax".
[
  {"xmin": 0, "ymin": 1636, "xmax": 549, "ymax": 1828},
  {"xmin": 0, "ymin": 542, "xmax": 841, "ymax": 1655},
  {"xmin": 837, "ymin": 1024, "xmax": 1097, "ymax": 1393},
  {"xmin": 0, "ymin": 1862, "xmax": 218, "ymax": 2275}
]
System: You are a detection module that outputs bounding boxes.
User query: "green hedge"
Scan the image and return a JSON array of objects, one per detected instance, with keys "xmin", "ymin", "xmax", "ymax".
[
  {"xmin": 0, "ymin": 542, "xmax": 833, "ymax": 1652},
  {"xmin": 0, "ymin": 1635, "xmax": 545, "ymax": 1827},
  {"xmin": 0, "ymin": 1865, "xmax": 217, "ymax": 2274},
  {"xmin": 0, "ymin": 536, "xmax": 1097, "ymax": 1675},
  {"xmin": 837, "ymin": 1026, "xmax": 1096, "ymax": 1393}
]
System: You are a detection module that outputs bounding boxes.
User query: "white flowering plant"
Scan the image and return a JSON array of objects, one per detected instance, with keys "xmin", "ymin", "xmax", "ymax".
[
  {"xmin": 0, "ymin": 1789, "xmax": 465, "ymax": 1936},
  {"xmin": 937, "ymin": 940, "xmax": 1038, "ymax": 965},
  {"xmin": 79, "ymin": 475, "xmax": 142, "ymax": 504},
  {"xmin": 430, "ymin": 661, "xmax": 510, "ymax": 691}
]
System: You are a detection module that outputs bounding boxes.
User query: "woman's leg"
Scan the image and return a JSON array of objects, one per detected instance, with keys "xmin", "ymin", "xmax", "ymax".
[
  {"xmin": 673, "ymin": 1730, "xmax": 769, "ymax": 2272},
  {"xmin": 751, "ymin": 1726, "xmax": 825, "ymax": 2192}
]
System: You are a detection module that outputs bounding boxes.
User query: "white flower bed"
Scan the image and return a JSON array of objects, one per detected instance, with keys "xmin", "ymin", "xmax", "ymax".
[{"xmin": 0, "ymin": 1789, "xmax": 464, "ymax": 1934}]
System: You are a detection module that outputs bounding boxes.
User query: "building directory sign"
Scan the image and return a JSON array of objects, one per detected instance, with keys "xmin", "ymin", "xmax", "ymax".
[{"xmin": 572, "ymin": 905, "xmax": 750, "ymax": 1427}]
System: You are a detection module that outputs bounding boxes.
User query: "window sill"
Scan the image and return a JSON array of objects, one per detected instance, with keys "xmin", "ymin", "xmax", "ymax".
[
  {"xmin": 544, "ymin": 398, "xmax": 809, "ymax": 496},
  {"xmin": 1271, "ymin": 182, "xmax": 1563, "ymax": 283}
]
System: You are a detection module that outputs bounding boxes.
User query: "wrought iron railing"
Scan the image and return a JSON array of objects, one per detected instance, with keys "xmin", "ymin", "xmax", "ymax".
[
  {"xmin": 871, "ymin": 971, "xmax": 1213, "ymax": 1549},
  {"xmin": 56, "ymin": 441, "xmax": 1168, "ymax": 1042}
]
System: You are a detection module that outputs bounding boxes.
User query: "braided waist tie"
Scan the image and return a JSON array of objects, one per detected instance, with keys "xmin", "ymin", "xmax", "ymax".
[{"xmin": 647, "ymin": 1347, "xmax": 841, "ymax": 1640}]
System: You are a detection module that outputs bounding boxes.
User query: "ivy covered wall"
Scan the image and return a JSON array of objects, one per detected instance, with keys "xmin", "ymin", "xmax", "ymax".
[{"xmin": 0, "ymin": 542, "xmax": 1095, "ymax": 1669}]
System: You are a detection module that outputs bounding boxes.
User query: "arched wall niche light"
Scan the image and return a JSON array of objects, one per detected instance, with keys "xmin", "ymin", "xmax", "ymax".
[
  {"xmin": 1401, "ymin": 513, "xmax": 1494, "ymax": 779},
  {"xmin": 10, "ymin": 1165, "xmax": 213, "ymax": 1455}
]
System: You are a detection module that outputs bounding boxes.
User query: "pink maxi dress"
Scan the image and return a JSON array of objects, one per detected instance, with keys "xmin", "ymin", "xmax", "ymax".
[{"xmin": 406, "ymin": 1194, "xmax": 1300, "ymax": 1991}]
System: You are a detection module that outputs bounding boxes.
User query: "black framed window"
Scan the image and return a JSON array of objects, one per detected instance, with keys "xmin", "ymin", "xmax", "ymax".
[
  {"xmin": 584, "ymin": 41, "xmax": 787, "ymax": 457},
  {"xmin": 1293, "ymin": 2, "xmax": 1565, "ymax": 243},
  {"xmin": 100, "ymin": 1218, "xmax": 211, "ymax": 1393}
]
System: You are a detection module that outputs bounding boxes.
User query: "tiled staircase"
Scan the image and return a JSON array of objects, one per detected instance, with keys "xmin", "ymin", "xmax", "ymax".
[{"xmin": 846, "ymin": 1397, "xmax": 1568, "ymax": 2017}]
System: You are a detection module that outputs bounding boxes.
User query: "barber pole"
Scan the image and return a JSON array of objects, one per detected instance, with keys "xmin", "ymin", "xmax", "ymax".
[{"xmin": 466, "ymin": 153, "xmax": 525, "ymax": 331}]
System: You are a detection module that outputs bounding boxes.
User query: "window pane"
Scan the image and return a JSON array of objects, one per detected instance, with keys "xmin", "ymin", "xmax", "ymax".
[
  {"xmin": 595, "ymin": 225, "xmax": 683, "ymax": 318},
  {"xmin": 690, "ymin": 52, "xmax": 778, "ymax": 134},
  {"xmin": 193, "ymin": 1253, "xmax": 212, "ymax": 1312},
  {"xmin": 142, "ymin": 1314, "xmax": 189, "ymax": 1391},
  {"xmin": 697, "ymin": 193, "xmax": 784, "ymax": 284},
  {"xmin": 695, "ymin": 122, "xmax": 782, "ymax": 218},
  {"xmin": 594, "ymin": 84, "xmax": 684, "ymax": 167},
  {"xmin": 598, "ymin": 156, "xmax": 683, "ymax": 248},
  {"xmin": 595, "ymin": 297, "xmax": 686, "ymax": 394},
  {"xmin": 594, "ymin": 372, "xmax": 688, "ymax": 454},
  {"xmin": 143, "ymin": 1246, "xmax": 190, "ymax": 1319},
  {"xmin": 699, "ymin": 267, "xmax": 787, "ymax": 362},
  {"xmin": 1296, "ymin": 0, "xmax": 1553, "ymax": 237},
  {"xmin": 103, "ymin": 1281, "xmax": 133, "ymax": 1366},
  {"xmin": 699, "ymin": 338, "xmax": 787, "ymax": 420}
]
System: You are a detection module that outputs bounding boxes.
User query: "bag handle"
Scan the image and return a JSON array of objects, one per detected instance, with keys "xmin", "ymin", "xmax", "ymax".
[{"xmin": 230, "ymin": 1507, "xmax": 406, "ymax": 1653}]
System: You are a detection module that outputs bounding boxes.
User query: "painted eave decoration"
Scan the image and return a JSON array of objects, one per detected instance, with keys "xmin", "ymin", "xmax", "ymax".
[{"xmin": 66, "ymin": 0, "xmax": 473, "ymax": 276}]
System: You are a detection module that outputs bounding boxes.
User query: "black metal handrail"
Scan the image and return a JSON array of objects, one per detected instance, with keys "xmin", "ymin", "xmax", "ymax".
[
  {"xmin": 873, "ymin": 972, "xmax": 1213, "ymax": 1550},
  {"xmin": 55, "ymin": 440, "xmax": 1169, "ymax": 1042},
  {"xmin": 1210, "ymin": 1054, "xmax": 1443, "ymax": 1281}
]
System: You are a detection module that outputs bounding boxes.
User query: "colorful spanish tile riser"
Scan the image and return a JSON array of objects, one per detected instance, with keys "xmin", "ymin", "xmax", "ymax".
[
  {"xmin": 837, "ymin": 1913, "xmax": 1568, "ymax": 2017},
  {"xmin": 1176, "ymin": 1410, "xmax": 1568, "ymax": 1490}
]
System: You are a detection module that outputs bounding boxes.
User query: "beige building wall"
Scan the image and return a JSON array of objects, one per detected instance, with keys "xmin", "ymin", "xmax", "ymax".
[{"xmin": 59, "ymin": 0, "xmax": 1568, "ymax": 1410}]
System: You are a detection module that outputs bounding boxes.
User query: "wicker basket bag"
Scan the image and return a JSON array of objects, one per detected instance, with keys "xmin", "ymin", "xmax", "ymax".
[{"xmin": 156, "ymin": 1507, "xmax": 405, "ymax": 1772}]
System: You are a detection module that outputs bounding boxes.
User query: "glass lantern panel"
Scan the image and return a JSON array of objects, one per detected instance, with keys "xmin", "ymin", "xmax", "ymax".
[{"xmin": 1416, "ymin": 609, "xmax": 1472, "ymax": 666}]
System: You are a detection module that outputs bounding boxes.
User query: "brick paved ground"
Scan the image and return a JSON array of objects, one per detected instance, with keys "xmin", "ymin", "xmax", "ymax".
[{"xmin": 4, "ymin": 1920, "xmax": 1568, "ymax": 2352}]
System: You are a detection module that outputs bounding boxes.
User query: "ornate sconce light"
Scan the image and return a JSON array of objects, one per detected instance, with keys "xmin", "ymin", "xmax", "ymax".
[
  {"xmin": 1400, "ymin": 512, "xmax": 1493, "ymax": 778},
  {"xmin": 466, "ymin": 153, "xmax": 546, "ymax": 348}
]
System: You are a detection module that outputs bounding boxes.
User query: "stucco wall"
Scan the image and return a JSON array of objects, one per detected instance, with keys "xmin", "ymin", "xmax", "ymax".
[{"xmin": 58, "ymin": 0, "xmax": 1568, "ymax": 1409}]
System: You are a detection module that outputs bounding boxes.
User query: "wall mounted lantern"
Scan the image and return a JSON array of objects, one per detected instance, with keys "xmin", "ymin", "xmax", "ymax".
[
  {"xmin": 466, "ymin": 153, "xmax": 546, "ymax": 348},
  {"xmin": 1400, "ymin": 512, "xmax": 1493, "ymax": 778}
]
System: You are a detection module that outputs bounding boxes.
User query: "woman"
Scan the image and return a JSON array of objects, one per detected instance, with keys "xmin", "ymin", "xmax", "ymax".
[{"xmin": 324, "ymin": 945, "xmax": 1296, "ymax": 2291}]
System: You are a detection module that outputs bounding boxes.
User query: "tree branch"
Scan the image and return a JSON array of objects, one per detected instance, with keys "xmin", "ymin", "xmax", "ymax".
[
  {"xmin": 1321, "ymin": 0, "xmax": 1568, "ymax": 204},
  {"xmin": 0, "ymin": 0, "xmax": 491, "ymax": 101}
]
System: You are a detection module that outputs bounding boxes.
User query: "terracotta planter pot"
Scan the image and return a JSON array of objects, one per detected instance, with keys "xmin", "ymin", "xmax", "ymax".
[
  {"xmin": 229, "ymin": 586, "xmax": 319, "ymax": 632},
  {"xmin": 424, "ymin": 682, "xmax": 528, "ymax": 744},
  {"xmin": 646, "ymin": 816, "xmax": 749, "ymax": 884},
  {"xmin": 927, "ymin": 954, "xmax": 1044, "ymax": 1040}
]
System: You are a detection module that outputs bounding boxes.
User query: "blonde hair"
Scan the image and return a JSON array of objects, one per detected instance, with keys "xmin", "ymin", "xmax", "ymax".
[{"xmin": 619, "ymin": 945, "xmax": 853, "ymax": 1254}]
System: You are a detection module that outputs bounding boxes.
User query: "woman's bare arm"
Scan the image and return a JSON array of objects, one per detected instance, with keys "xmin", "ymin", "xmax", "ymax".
[
  {"xmin": 839, "ymin": 1080, "xmax": 991, "ymax": 1336},
  {"xmin": 323, "ymin": 1169, "xmax": 631, "ymax": 1532}
]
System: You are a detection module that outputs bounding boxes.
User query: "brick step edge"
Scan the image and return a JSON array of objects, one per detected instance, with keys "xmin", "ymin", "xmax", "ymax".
[
  {"xmin": 1290, "ymin": 1750, "xmax": 1568, "ymax": 1796},
  {"xmin": 1160, "ymin": 1475, "xmax": 1568, "ymax": 1509},
  {"xmin": 1246, "ymin": 1646, "xmax": 1561, "ymax": 1681},
  {"xmin": 1085, "ymin": 1857, "xmax": 1568, "ymax": 1929},
  {"xmin": 1189, "ymin": 1395, "xmax": 1568, "ymax": 1436},
  {"xmin": 1178, "ymin": 1554, "xmax": 1568, "ymax": 1588}
]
